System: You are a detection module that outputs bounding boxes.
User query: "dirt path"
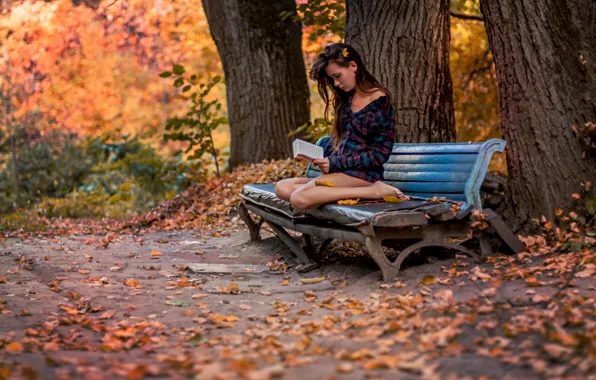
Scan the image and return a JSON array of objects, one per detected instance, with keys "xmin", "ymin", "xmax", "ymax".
[{"xmin": 0, "ymin": 228, "xmax": 594, "ymax": 379}]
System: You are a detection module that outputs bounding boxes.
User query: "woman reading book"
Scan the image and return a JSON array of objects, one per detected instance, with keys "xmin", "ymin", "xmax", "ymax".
[{"xmin": 275, "ymin": 43, "xmax": 409, "ymax": 210}]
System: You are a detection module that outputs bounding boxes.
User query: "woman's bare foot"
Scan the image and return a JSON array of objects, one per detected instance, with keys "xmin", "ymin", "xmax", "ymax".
[{"xmin": 371, "ymin": 181, "xmax": 409, "ymax": 200}]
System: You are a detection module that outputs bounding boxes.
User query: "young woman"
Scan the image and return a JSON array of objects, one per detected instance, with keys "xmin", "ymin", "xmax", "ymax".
[{"xmin": 275, "ymin": 42, "xmax": 408, "ymax": 210}]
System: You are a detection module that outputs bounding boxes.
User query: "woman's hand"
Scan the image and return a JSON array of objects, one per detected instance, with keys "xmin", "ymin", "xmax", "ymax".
[{"xmin": 312, "ymin": 158, "xmax": 330, "ymax": 173}]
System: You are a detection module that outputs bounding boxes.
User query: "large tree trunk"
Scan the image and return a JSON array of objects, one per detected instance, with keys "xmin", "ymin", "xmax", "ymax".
[
  {"xmin": 480, "ymin": 0, "xmax": 596, "ymax": 231},
  {"xmin": 202, "ymin": 0, "xmax": 310, "ymax": 169},
  {"xmin": 344, "ymin": 0, "xmax": 455, "ymax": 143}
]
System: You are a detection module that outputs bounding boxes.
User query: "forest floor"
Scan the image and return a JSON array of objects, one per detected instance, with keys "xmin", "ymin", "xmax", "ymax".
[{"xmin": 1, "ymin": 224, "xmax": 594, "ymax": 379}]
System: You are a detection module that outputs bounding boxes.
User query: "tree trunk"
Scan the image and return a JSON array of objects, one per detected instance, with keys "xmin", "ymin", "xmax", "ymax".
[
  {"xmin": 344, "ymin": 0, "xmax": 455, "ymax": 143},
  {"xmin": 10, "ymin": 134, "xmax": 19, "ymax": 208},
  {"xmin": 202, "ymin": 0, "xmax": 310, "ymax": 169},
  {"xmin": 72, "ymin": 0, "xmax": 100, "ymax": 9},
  {"xmin": 480, "ymin": 0, "xmax": 596, "ymax": 231}
]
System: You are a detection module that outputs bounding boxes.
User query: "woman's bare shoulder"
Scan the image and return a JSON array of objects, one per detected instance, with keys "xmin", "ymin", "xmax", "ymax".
[{"xmin": 370, "ymin": 89, "xmax": 388, "ymax": 101}]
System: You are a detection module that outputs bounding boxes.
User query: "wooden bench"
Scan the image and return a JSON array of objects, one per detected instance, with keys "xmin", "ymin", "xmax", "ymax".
[{"xmin": 237, "ymin": 136, "xmax": 524, "ymax": 281}]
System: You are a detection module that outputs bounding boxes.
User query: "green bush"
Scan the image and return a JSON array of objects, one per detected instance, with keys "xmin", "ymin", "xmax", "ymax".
[
  {"xmin": 80, "ymin": 133, "xmax": 208, "ymax": 213},
  {"xmin": 0, "ymin": 129, "xmax": 209, "ymax": 220},
  {"xmin": 0, "ymin": 128, "xmax": 93, "ymax": 215},
  {"xmin": 0, "ymin": 210, "xmax": 47, "ymax": 232},
  {"xmin": 37, "ymin": 191, "xmax": 130, "ymax": 219}
]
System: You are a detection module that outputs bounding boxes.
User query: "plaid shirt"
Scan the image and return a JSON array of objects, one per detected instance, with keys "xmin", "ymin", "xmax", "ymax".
[{"xmin": 323, "ymin": 95, "xmax": 396, "ymax": 183}]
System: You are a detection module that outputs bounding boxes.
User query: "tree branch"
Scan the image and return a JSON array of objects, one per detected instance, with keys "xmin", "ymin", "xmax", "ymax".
[{"xmin": 450, "ymin": 11, "xmax": 484, "ymax": 22}]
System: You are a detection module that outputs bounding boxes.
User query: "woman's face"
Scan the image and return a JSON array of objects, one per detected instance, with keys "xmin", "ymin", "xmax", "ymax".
[{"xmin": 325, "ymin": 61, "xmax": 357, "ymax": 92}]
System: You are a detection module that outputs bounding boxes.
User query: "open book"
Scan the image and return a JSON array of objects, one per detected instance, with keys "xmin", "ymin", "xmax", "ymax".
[{"xmin": 292, "ymin": 139, "xmax": 324, "ymax": 160}]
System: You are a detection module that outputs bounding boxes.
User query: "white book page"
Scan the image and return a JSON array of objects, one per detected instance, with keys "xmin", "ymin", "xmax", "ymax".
[{"xmin": 292, "ymin": 139, "xmax": 323, "ymax": 160}]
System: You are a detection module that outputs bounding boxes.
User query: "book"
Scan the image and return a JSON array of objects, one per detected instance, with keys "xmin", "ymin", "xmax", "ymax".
[{"xmin": 292, "ymin": 139, "xmax": 324, "ymax": 160}]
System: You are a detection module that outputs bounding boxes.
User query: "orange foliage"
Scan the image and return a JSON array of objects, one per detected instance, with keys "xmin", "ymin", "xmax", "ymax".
[{"xmin": 0, "ymin": 0, "xmax": 223, "ymax": 140}]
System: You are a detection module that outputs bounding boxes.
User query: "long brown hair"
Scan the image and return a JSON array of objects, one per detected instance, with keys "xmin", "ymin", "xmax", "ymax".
[{"xmin": 308, "ymin": 43, "xmax": 390, "ymax": 150}]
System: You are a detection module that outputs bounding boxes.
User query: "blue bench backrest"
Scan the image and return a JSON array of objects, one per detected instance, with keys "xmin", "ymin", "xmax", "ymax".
[{"xmin": 306, "ymin": 136, "xmax": 506, "ymax": 212}]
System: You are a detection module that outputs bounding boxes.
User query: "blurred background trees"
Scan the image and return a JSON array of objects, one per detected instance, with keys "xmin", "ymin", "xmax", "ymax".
[
  {"xmin": 2, "ymin": 0, "xmax": 590, "ymax": 232},
  {"xmin": 0, "ymin": 0, "xmax": 504, "ymax": 217}
]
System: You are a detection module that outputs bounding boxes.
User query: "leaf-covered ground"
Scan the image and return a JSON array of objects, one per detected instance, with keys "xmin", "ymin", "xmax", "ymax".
[{"xmin": 1, "ymin": 159, "xmax": 595, "ymax": 379}]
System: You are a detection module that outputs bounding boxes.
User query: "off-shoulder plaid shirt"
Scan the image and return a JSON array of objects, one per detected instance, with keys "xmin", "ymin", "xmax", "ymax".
[{"xmin": 323, "ymin": 94, "xmax": 396, "ymax": 183}]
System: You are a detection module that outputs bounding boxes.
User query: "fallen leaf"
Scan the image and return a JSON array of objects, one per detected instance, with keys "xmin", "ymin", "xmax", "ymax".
[
  {"xmin": 99, "ymin": 311, "xmax": 116, "ymax": 319},
  {"xmin": 421, "ymin": 275, "xmax": 435, "ymax": 285},
  {"xmin": 337, "ymin": 198, "xmax": 359, "ymax": 205},
  {"xmin": 336, "ymin": 362, "xmax": 353, "ymax": 373},
  {"xmin": 398, "ymin": 357, "xmax": 426, "ymax": 371},
  {"xmin": 383, "ymin": 195, "xmax": 405, "ymax": 203},
  {"xmin": 575, "ymin": 264, "xmax": 595, "ymax": 278},
  {"xmin": 300, "ymin": 277, "xmax": 326, "ymax": 285},
  {"xmin": 165, "ymin": 300, "xmax": 190, "ymax": 307},
  {"xmin": 124, "ymin": 278, "xmax": 141, "ymax": 288},
  {"xmin": 5, "ymin": 342, "xmax": 23, "ymax": 354},
  {"xmin": 315, "ymin": 180, "xmax": 335, "ymax": 187},
  {"xmin": 218, "ymin": 254, "xmax": 239, "ymax": 259}
]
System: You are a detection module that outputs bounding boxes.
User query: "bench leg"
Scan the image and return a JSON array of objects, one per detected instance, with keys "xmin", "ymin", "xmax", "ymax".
[
  {"xmin": 237, "ymin": 202, "xmax": 264, "ymax": 242},
  {"xmin": 479, "ymin": 234, "xmax": 493, "ymax": 257},
  {"xmin": 366, "ymin": 235, "xmax": 481, "ymax": 282},
  {"xmin": 263, "ymin": 220, "xmax": 312, "ymax": 265},
  {"xmin": 484, "ymin": 209, "xmax": 526, "ymax": 254},
  {"xmin": 303, "ymin": 235, "xmax": 333, "ymax": 263},
  {"xmin": 365, "ymin": 236, "xmax": 402, "ymax": 282}
]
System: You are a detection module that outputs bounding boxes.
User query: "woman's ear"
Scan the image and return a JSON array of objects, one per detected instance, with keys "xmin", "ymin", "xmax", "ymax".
[{"xmin": 350, "ymin": 61, "xmax": 357, "ymax": 73}]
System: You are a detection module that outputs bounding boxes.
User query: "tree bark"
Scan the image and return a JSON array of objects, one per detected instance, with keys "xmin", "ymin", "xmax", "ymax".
[
  {"xmin": 202, "ymin": 0, "xmax": 310, "ymax": 169},
  {"xmin": 345, "ymin": 0, "xmax": 455, "ymax": 143},
  {"xmin": 72, "ymin": 0, "xmax": 100, "ymax": 9},
  {"xmin": 480, "ymin": 0, "xmax": 596, "ymax": 231}
]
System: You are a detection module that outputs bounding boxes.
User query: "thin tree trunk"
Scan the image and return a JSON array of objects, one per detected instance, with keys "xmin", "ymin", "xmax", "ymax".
[
  {"xmin": 345, "ymin": 0, "xmax": 455, "ymax": 143},
  {"xmin": 202, "ymin": 0, "xmax": 310, "ymax": 169},
  {"xmin": 10, "ymin": 133, "xmax": 19, "ymax": 208},
  {"xmin": 480, "ymin": 0, "xmax": 596, "ymax": 232}
]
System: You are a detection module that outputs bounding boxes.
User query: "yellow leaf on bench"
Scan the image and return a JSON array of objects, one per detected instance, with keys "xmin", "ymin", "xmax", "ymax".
[
  {"xmin": 315, "ymin": 180, "xmax": 335, "ymax": 187},
  {"xmin": 383, "ymin": 195, "xmax": 404, "ymax": 203},
  {"xmin": 338, "ymin": 198, "xmax": 359, "ymax": 205}
]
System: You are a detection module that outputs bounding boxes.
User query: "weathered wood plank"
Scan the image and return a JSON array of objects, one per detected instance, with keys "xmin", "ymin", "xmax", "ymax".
[
  {"xmin": 187, "ymin": 264, "xmax": 268, "ymax": 274},
  {"xmin": 391, "ymin": 143, "xmax": 484, "ymax": 154},
  {"xmin": 383, "ymin": 171, "xmax": 471, "ymax": 182},
  {"xmin": 370, "ymin": 211, "xmax": 428, "ymax": 228},
  {"xmin": 383, "ymin": 163, "xmax": 475, "ymax": 173},
  {"xmin": 386, "ymin": 154, "xmax": 478, "ymax": 165},
  {"xmin": 244, "ymin": 202, "xmax": 367, "ymax": 243},
  {"xmin": 384, "ymin": 181, "xmax": 467, "ymax": 193}
]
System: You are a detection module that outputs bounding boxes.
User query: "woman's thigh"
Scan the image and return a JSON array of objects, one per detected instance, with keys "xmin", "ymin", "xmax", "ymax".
[{"xmin": 312, "ymin": 172, "xmax": 373, "ymax": 188}]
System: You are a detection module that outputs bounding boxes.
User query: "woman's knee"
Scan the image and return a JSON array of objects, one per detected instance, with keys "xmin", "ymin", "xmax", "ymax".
[
  {"xmin": 275, "ymin": 180, "xmax": 292, "ymax": 201},
  {"xmin": 275, "ymin": 178, "xmax": 306, "ymax": 201},
  {"xmin": 289, "ymin": 191, "xmax": 310, "ymax": 210}
]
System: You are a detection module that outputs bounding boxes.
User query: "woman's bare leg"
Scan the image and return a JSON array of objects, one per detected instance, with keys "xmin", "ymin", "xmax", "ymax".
[
  {"xmin": 289, "ymin": 173, "xmax": 407, "ymax": 210},
  {"xmin": 275, "ymin": 177, "xmax": 311, "ymax": 202}
]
